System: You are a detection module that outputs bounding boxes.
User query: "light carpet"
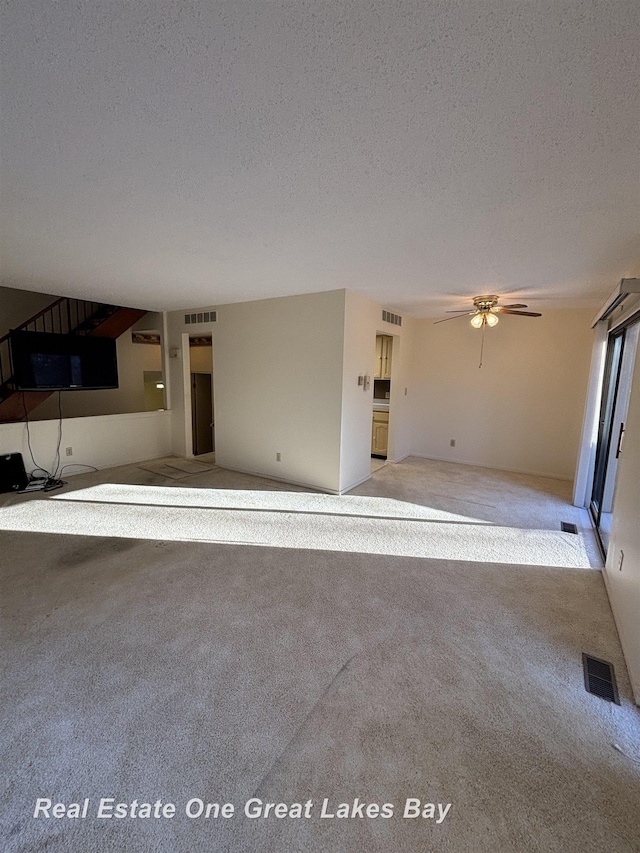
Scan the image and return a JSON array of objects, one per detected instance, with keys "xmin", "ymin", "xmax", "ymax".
[
  {"xmin": 0, "ymin": 482, "xmax": 596, "ymax": 567},
  {"xmin": 1, "ymin": 457, "xmax": 638, "ymax": 853},
  {"xmin": 138, "ymin": 458, "xmax": 218, "ymax": 479}
]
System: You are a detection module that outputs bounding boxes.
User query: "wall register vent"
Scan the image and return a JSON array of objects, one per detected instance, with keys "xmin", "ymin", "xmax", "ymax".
[
  {"xmin": 582, "ymin": 653, "xmax": 620, "ymax": 704},
  {"xmin": 561, "ymin": 522, "xmax": 578, "ymax": 534},
  {"xmin": 382, "ymin": 310, "xmax": 402, "ymax": 326},
  {"xmin": 185, "ymin": 311, "xmax": 217, "ymax": 324}
]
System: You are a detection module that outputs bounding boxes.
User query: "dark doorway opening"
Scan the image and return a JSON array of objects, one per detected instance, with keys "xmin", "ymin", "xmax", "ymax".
[{"xmin": 191, "ymin": 373, "xmax": 213, "ymax": 455}]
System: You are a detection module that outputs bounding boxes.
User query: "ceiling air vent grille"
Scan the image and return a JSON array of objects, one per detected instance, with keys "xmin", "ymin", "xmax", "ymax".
[
  {"xmin": 185, "ymin": 311, "xmax": 217, "ymax": 325},
  {"xmin": 382, "ymin": 310, "xmax": 402, "ymax": 326},
  {"xmin": 582, "ymin": 653, "xmax": 620, "ymax": 704}
]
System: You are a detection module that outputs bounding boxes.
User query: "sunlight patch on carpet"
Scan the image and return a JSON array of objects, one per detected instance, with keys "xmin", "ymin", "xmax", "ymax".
[{"xmin": 0, "ymin": 484, "xmax": 596, "ymax": 567}]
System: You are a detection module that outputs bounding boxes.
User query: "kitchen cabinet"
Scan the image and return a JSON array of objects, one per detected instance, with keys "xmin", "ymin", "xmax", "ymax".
[
  {"xmin": 371, "ymin": 410, "xmax": 389, "ymax": 456},
  {"xmin": 374, "ymin": 335, "xmax": 393, "ymax": 379}
]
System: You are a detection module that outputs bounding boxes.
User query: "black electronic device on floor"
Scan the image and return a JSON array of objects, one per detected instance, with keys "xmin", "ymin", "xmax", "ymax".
[{"xmin": 0, "ymin": 453, "xmax": 29, "ymax": 493}]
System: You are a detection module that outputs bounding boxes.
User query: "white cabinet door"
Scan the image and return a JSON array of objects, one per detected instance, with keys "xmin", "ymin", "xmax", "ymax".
[{"xmin": 371, "ymin": 411, "xmax": 389, "ymax": 455}]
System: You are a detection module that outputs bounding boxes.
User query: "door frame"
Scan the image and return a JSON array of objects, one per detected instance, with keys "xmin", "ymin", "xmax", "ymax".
[
  {"xmin": 589, "ymin": 313, "xmax": 640, "ymax": 554},
  {"xmin": 191, "ymin": 371, "xmax": 214, "ymax": 455},
  {"xmin": 182, "ymin": 332, "xmax": 215, "ymax": 458},
  {"xmin": 589, "ymin": 327, "xmax": 625, "ymax": 542}
]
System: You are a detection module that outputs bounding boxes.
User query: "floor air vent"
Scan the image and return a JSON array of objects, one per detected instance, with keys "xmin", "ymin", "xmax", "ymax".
[
  {"xmin": 582, "ymin": 653, "xmax": 620, "ymax": 704},
  {"xmin": 561, "ymin": 521, "xmax": 578, "ymax": 534}
]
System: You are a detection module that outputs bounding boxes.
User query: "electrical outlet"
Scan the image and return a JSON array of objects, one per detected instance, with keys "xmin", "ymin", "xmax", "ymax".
[
  {"xmin": 617, "ymin": 550, "xmax": 624, "ymax": 571},
  {"xmin": 450, "ymin": 439, "xmax": 456, "ymax": 447},
  {"xmin": 65, "ymin": 447, "xmax": 73, "ymax": 457},
  {"xmin": 276, "ymin": 452, "xmax": 281, "ymax": 462}
]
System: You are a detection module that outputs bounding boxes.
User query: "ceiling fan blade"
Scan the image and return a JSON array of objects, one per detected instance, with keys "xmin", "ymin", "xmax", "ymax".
[
  {"xmin": 497, "ymin": 309, "xmax": 542, "ymax": 317},
  {"xmin": 497, "ymin": 303, "xmax": 527, "ymax": 309},
  {"xmin": 433, "ymin": 312, "xmax": 475, "ymax": 324},
  {"xmin": 445, "ymin": 309, "xmax": 475, "ymax": 313}
]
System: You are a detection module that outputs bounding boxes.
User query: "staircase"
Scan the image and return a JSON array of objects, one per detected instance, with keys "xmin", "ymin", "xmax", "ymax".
[{"xmin": 0, "ymin": 297, "xmax": 147, "ymax": 422}]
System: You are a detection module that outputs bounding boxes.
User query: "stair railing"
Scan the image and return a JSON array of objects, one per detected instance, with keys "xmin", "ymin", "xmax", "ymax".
[{"xmin": 0, "ymin": 296, "xmax": 117, "ymax": 396}]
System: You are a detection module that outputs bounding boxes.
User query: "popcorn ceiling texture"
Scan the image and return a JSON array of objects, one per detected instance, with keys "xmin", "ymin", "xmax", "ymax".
[{"xmin": 1, "ymin": 1, "xmax": 639, "ymax": 313}]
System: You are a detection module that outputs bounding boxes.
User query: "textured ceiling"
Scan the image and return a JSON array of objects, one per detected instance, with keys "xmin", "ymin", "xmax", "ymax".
[{"xmin": 1, "ymin": 1, "xmax": 639, "ymax": 316}]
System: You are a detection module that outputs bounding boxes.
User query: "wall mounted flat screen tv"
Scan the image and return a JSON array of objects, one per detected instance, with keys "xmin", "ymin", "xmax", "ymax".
[{"xmin": 10, "ymin": 330, "xmax": 119, "ymax": 391}]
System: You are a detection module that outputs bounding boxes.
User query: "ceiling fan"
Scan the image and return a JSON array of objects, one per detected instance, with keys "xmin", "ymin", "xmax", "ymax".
[
  {"xmin": 434, "ymin": 295, "xmax": 542, "ymax": 367},
  {"xmin": 434, "ymin": 294, "xmax": 542, "ymax": 327}
]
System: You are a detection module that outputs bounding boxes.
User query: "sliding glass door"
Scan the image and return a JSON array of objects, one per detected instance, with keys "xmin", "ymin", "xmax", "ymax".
[{"xmin": 590, "ymin": 321, "xmax": 640, "ymax": 553}]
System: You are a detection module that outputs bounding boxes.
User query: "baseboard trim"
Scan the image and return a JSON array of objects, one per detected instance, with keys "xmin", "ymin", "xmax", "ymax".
[
  {"xmin": 388, "ymin": 452, "xmax": 411, "ymax": 464},
  {"xmin": 601, "ymin": 567, "xmax": 640, "ymax": 707},
  {"xmin": 215, "ymin": 464, "xmax": 339, "ymax": 494},
  {"xmin": 339, "ymin": 472, "xmax": 372, "ymax": 494},
  {"xmin": 408, "ymin": 454, "xmax": 572, "ymax": 482}
]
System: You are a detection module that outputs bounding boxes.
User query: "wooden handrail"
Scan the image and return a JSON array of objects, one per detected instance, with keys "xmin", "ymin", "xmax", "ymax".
[
  {"xmin": 0, "ymin": 297, "xmax": 116, "ymax": 392},
  {"xmin": 15, "ymin": 296, "xmax": 66, "ymax": 329},
  {"xmin": 0, "ymin": 296, "xmax": 66, "ymax": 348}
]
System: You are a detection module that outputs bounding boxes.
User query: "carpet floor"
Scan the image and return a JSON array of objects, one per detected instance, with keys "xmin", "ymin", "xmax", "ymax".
[{"xmin": 1, "ymin": 457, "xmax": 638, "ymax": 852}]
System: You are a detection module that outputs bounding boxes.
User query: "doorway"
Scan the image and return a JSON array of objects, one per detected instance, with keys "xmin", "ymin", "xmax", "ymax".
[
  {"xmin": 189, "ymin": 336, "xmax": 214, "ymax": 457},
  {"xmin": 590, "ymin": 320, "xmax": 640, "ymax": 553},
  {"xmin": 191, "ymin": 373, "xmax": 213, "ymax": 455},
  {"xmin": 371, "ymin": 333, "xmax": 393, "ymax": 466}
]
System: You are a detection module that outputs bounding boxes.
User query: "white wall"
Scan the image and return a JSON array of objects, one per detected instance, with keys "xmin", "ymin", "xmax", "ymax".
[
  {"xmin": 340, "ymin": 290, "xmax": 414, "ymax": 492},
  {"xmin": 409, "ymin": 308, "xmax": 594, "ymax": 480},
  {"xmin": 0, "ymin": 286, "xmax": 54, "ymax": 337},
  {"xmin": 164, "ymin": 293, "xmax": 591, "ymax": 493},
  {"xmin": 0, "ymin": 410, "xmax": 172, "ymax": 476},
  {"xmin": 167, "ymin": 289, "xmax": 415, "ymax": 494},
  {"xmin": 133, "ymin": 312, "xmax": 163, "ymax": 334},
  {"xmin": 140, "ymin": 342, "xmax": 163, "ymax": 372},
  {"xmin": 167, "ymin": 290, "xmax": 346, "ymax": 492},
  {"xmin": 603, "ymin": 326, "xmax": 640, "ymax": 704}
]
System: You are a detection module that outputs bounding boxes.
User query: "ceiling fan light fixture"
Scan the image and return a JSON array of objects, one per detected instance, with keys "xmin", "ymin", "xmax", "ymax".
[
  {"xmin": 485, "ymin": 312, "xmax": 499, "ymax": 327},
  {"xmin": 470, "ymin": 314, "xmax": 484, "ymax": 329}
]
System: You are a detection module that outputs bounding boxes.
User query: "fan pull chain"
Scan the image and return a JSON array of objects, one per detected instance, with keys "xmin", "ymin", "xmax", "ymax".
[{"xmin": 479, "ymin": 320, "xmax": 485, "ymax": 368}]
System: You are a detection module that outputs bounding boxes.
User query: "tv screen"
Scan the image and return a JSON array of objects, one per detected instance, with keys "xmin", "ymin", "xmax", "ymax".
[{"xmin": 10, "ymin": 330, "xmax": 119, "ymax": 391}]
